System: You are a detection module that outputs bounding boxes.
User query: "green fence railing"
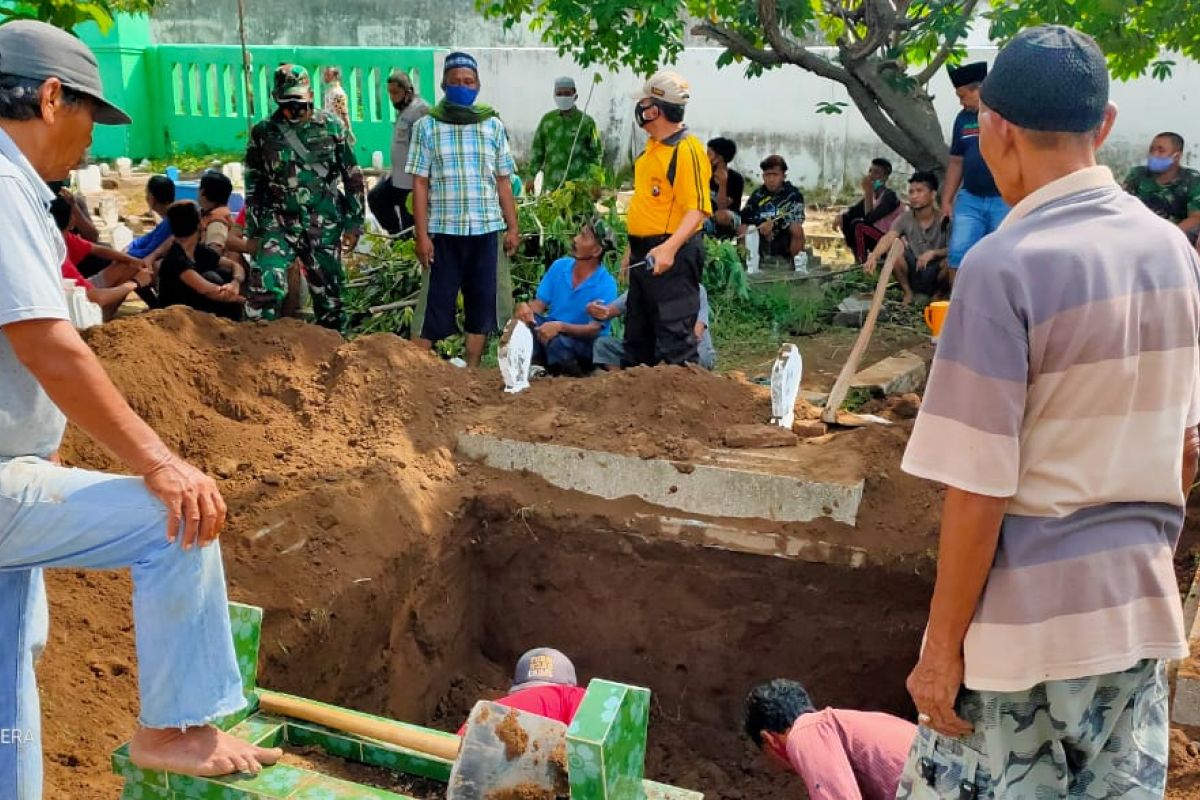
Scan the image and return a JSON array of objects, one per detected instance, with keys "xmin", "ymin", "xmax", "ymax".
[{"xmin": 79, "ymin": 15, "xmax": 444, "ymax": 164}]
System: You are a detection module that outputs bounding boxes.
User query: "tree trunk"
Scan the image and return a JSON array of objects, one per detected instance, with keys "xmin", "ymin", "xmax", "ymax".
[{"xmin": 841, "ymin": 61, "xmax": 949, "ymax": 174}]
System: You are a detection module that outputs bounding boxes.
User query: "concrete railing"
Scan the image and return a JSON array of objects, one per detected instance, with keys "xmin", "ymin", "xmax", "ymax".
[{"xmin": 79, "ymin": 15, "xmax": 444, "ymax": 162}]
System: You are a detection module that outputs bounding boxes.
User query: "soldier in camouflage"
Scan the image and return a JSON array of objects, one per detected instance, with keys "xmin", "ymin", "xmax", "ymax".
[
  {"xmin": 243, "ymin": 64, "xmax": 365, "ymax": 330},
  {"xmin": 1123, "ymin": 131, "xmax": 1200, "ymax": 245}
]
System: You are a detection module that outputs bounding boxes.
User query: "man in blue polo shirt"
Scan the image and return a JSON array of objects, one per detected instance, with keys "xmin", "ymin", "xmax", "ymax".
[
  {"xmin": 942, "ymin": 62, "xmax": 1009, "ymax": 288},
  {"xmin": 514, "ymin": 220, "xmax": 618, "ymax": 376},
  {"xmin": 126, "ymin": 174, "xmax": 175, "ymax": 259}
]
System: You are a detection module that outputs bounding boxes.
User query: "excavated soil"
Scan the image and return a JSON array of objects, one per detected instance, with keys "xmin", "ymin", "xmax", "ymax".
[
  {"xmin": 31, "ymin": 307, "xmax": 1200, "ymax": 799},
  {"xmin": 281, "ymin": 747, "xmax": 446, "ymax": 797}
]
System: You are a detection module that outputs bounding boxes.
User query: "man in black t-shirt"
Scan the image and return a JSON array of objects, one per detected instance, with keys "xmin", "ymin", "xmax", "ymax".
[
  {"xmin": 706, "ymin": 137, "xmax": 744, "ymax": 239},
  {"xmin": 943, "ymin": 61, "xmax": 1010, "ymax": 286},
  {"xmin": 156, "ymin": 202, "xmax": 246, "ymax": 321}
]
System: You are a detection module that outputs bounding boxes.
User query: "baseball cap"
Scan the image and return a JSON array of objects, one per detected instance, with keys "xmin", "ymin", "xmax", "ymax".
[
  {"xmin": 980, "ymin": 25, "xmax": 1109, "ymax": 133},
  {"xmin": 635, "ymin": 70, "xmax": 691, "ymax": 106},
  {"xmin": 511, "ymin": 648, "xmax": 577, "ymax": 692},
  {"xmin": 0, "ymin": 20, "xmax": 131, "ymax": 125}
]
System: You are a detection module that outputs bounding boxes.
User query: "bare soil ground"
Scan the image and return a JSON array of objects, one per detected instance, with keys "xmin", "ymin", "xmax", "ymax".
[{"xmin": 33, "ymin": 308, "xmax": 1200, "ymax": 799}]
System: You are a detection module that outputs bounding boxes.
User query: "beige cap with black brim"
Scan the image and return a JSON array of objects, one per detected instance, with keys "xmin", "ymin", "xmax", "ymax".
[{"xmin": 0, "ymin": 20, "xmax": 132, "ymax": 126}]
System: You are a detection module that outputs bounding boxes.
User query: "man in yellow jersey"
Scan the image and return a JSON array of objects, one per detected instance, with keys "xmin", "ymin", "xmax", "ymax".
[{"xmin": 621, "ymin": 71, "xmax": 712, "ymax": 366}]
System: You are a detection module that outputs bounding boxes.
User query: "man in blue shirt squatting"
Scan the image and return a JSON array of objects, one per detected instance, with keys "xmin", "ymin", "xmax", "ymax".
[
  {"xmin": 0, "ymin": 22, "xmax": 281, "ymax": 798},
  {"xmin": 515, "ymin": 220, "xmax": 620, "ymax": 376}
]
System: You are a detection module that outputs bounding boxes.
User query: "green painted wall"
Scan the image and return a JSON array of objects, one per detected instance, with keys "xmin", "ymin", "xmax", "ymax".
[{"xmin": 78, "ymin": 15, "xmax": 443, "ymax": 162}]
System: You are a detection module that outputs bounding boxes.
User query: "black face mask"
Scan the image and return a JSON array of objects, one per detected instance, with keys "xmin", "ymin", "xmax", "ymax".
[
  {"xmin": 634, "ymin": 102, "xmax": 656, "ymax": 128},
  {"xmin": 392, "ymin": 92, "xmax": 413, "ymax": 112}
]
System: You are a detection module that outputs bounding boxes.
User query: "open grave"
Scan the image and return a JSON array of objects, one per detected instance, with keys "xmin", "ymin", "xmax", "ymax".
[{"xmin": 48, "ymin": 308, "xmax": 1200, "ymax": 799}]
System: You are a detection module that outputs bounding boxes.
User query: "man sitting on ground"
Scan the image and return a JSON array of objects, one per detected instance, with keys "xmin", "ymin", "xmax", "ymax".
[
  {"xmin": 126, "ymin": 173, "xmax": 176, "ymax": 262},
  {"xmin": 51, "ymin": 197, "xmax": 151, "ymax": 320},
  {"xmin": 458, "ymin": 648, "xmax": 588, "ymax": 735},
  {"xmin": 705, "ymin": 137, "xmax": 743, "ymax": 240},
  {"xmin": 198, "ymin": 170, "xmax": 250, "ymax": 258},
  {"xmin": 1123, "ymin": 131, "xmax": 1200, "ymax": 245},
  {"xmin": 740, "ymin": 155, "xmax": 806, "ymax": 270},
  {"xmin": 837, "ymin": 158, "xmax": 903, "ymax": 263},
  {"xmin": 745, "ymin": 679, "xmax": 915, "ymax": 800},
  {"xmin": 864, "ymin": 171, "xmax": 949, "ymax": 304},
  {"xmin": 155, "ymin": 201, "xmax": 245, "ymax": 320},
  {"xmin": 514, "ymin": 220, "xmax": 618, "ymax": 376},
  {"xmin": 588, "ymin": 284, "xmax": 715, "ymax": 371}
]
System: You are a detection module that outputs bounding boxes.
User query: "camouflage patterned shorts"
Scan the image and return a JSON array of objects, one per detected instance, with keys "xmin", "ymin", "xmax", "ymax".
[{"xmin": 896, "ymin": 659, "xmax": 1169, "ymax": 799}]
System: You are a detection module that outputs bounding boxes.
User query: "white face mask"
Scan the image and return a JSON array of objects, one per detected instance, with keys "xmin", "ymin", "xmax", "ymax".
[{"xmin": 554, "ymin": 95, "xmax": 575, "ymax": 111}]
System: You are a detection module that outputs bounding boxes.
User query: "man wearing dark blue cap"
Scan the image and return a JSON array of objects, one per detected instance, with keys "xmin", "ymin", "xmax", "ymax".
[
  {"xmin": 942, "ymin": 61, "xmax": 1009, "ymax": 287},
  {"xmin": 406, "ymin": 51, "xmax": 520, "ymax": 368},
  {"xmin": 898, "ymin": 24, "xmax": 1200, "ymax": 798},
  {"xmin": 0, "ymin": 20, "xmax": 281, "ymax": 797},
  {"xmin": 456, "ymin": 648, "xmax": 587, "ymax": 736}
]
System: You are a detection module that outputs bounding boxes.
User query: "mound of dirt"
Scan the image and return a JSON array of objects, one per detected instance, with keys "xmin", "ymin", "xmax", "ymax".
[
  {"xmin": 469, "ymin": 366, "xmax": 781, "ymax": 460},
  {"xmin": 31, "ymin": 307, "xmax": 1200, "ymax": 799}
]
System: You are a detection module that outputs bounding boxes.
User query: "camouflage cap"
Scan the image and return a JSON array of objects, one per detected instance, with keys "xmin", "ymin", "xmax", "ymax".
[
  {"xmin": 273, "ymin": 64, "xmax": 313, "ymax": 101},
  {"xmin": 586, "ymin": 217, "xmax": 617, "ymax": 254}
]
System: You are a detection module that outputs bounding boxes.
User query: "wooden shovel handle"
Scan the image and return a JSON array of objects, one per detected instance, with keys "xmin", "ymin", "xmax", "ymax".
[
  {"xmin": 258, "ymin": 690, "xmax": 461, "ymax": 762},
  {"xmin": 822, "ymin": 240, "xmax": 905, "ymax": 424}
]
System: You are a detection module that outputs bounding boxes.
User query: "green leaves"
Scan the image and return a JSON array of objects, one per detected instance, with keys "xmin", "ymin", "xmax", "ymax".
[
  {"xmin": 985, "ymin": 0, "xmax": 1199, "ymax": 81},
  {"xmin": 815, "ymin": 100, "xmax": 848, "ymax": 115},
  {"xmin": 0, "ymin": 0, "xmax": 155, "ymax": 34}
]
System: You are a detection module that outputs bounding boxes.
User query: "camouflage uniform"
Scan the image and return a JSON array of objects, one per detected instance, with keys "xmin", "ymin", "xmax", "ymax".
[
  {"xmin": 244, "ymin": 65, "xmax": 365, "ymax": 330},
  {"xmin": 896, "ymin": 659, "xmax": 1168, "ymax": 799},
  {"xmin": 1122, "ymin": 166, "xmax": 1200, "ymax": 225}
]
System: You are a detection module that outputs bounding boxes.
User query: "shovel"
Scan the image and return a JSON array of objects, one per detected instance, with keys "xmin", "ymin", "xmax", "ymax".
[
  {"xmin": 257, "ymin": 692, "xmax": 569, "ymax": 799},
  {"xmin": 446, "ymin": 700, "xmax": 571, "ymax": 800}
]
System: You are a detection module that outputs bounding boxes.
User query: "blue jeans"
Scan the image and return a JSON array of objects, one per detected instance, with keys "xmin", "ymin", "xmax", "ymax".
[
  {"xmin": 0, "ymin": 457, "xmax": 246, "ymax": 799},
  {"xmin": 948, "ymin": 190, "xmax": 1010, "ymax": 268}
]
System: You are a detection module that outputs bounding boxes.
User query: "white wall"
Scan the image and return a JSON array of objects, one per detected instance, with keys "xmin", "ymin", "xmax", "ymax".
[{"xmin": 466, "ymin": 47, "xmax": 1200, "ymax": 191}]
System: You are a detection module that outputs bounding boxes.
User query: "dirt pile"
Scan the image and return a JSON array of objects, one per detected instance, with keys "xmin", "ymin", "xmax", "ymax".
[
  {"xmin": 470, "ymin": 365, "xmax": 781, "ymax": 460},
  {"xmin": 31, "ymin": 307, "xmax": 1200, "ymax": 799}
]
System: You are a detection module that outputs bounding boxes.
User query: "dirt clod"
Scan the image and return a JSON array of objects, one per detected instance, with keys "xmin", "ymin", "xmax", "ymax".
[
  {"xmin": 722, "ymin": 423, "xmax": 797, "ymax": 449},
  {"xmin": 495, "ymin": 708, "xmax": 530, "ymax": 761}
]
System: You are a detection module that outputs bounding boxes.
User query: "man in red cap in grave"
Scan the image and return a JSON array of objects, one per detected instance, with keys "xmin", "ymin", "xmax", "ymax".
[{"xmin": 458, "ymin": 648, "xmax": 588, "ymax": 735}]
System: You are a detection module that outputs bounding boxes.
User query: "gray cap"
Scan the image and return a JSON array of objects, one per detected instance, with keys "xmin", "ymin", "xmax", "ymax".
[
  {"xmin": 554, "ymin": 76, "xmax": 576, "ymax": 92},
  {"xmin": 980, "ymin": 25, "xmax": 1109, "ymax": 133},
  {"xmin": 0, "ymin": 20, "xmax": 132, "ymax": 126},
  {"xmin": 511, "ymin": 648, "xmax": 577, "ymax": 692}
]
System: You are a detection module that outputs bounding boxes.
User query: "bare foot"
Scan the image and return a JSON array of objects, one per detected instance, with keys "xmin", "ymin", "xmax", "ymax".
[
  {"xmin": 130, "ymin": 725, "xmax": 282, "ymax": 777},
  {"xmin": 901, "ymin": 291, "xmax": 915, "ymax": 306}
]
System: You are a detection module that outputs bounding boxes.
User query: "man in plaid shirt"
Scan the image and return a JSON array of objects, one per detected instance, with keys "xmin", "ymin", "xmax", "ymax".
[{"xmin": 406, "ymin": 51, "xmax": 519, "ymax": 368}]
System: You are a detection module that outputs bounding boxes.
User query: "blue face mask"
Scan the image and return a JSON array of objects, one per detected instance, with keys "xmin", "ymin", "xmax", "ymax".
[
  {"xmin": 1147, "ymin": 155, "xmax": 1176, "ymax": 174},
  {"xmin": 444, "ymin": 85, "xmax": 479, "ymax": 107}
]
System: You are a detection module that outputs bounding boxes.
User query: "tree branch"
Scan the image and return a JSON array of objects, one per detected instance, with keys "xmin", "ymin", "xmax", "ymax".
[
  {"xmin": 913, "ymin": 0, "xmax": 982, "ymax": 84},
  {"xmin": 845, "ymin": 0, "xmax": 901, "ymax": 62},
  {"xmin": 755, "ymin": 0, "xmax": 853, "ymax": 83},
  {"xmin": 691, "ymin": 21, "xmax": 785, "ymax": 68}
]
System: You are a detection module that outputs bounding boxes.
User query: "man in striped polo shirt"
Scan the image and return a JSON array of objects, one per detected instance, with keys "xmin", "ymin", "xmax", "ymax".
[{"xmin": 898, "ymin": 25, "xmax": 1200, "ymax": 798}]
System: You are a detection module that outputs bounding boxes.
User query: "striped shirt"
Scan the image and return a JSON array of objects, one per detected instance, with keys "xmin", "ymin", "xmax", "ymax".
[
  {"xmin": 904, "ymin": 166, "xmax": 1200, "ymax": 692},
  {"xmin": 405, "ymin": 115, "xmax": 515, "ymax": 237}
]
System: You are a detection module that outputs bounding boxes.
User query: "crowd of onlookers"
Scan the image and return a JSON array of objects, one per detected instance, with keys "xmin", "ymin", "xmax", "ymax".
[{"xmin": 58, "ymin": 53, "xmax": 1200, "ymax": 384}]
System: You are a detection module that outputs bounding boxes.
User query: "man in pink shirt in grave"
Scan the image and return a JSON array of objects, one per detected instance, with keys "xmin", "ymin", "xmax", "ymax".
[{"xmin": 745, "ymin": 679, "xmax": 916, "ymax": 800}]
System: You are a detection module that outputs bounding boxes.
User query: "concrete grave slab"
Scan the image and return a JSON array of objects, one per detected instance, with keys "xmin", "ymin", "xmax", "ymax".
[
  {"xmin": 851, "ymin": 349, "xmax": 928, "ymax": 396},
  {"xmin": 457, "ymin": 433, "xmax": 864, "ymax": 526}
]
